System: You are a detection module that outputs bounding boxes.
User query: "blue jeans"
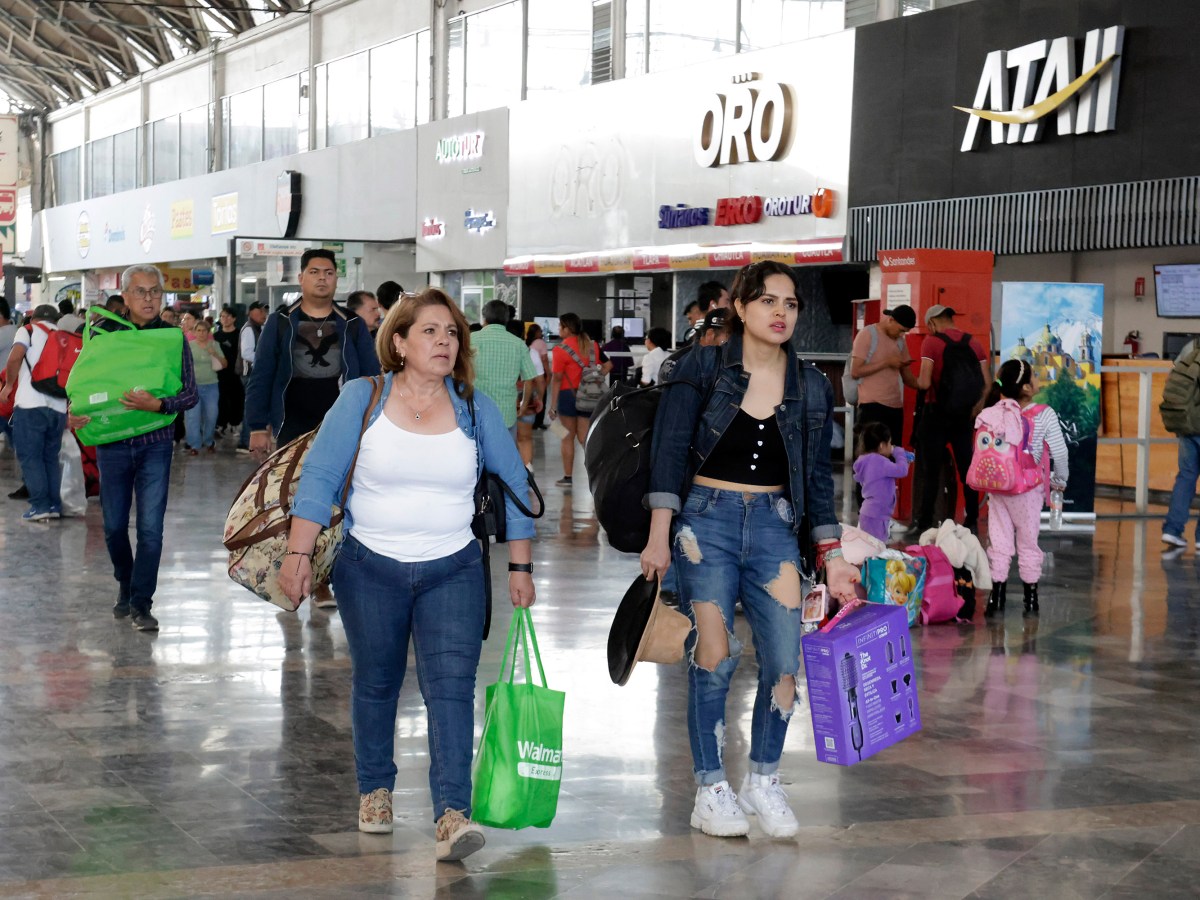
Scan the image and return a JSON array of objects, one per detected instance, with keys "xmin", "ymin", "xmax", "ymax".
[
  {"xmin": 97, "ymin": 439, "xmax": 174, "ymax": 614},
  {"xmin": 185, "ymin": 382, "xmax": 219, "ymax": 449},
  {"xmin": 672, "ymin": 486, "xmax": 804, "ymax": 785},
  {"xmin": 333, "ymin": 534, "xmax": 486, "ymax": 819},
  {"xmin": 11, "ymin": 406, "xmax": 66, "ymax": 513},
  {"xmin": 1164, "ymin": 435, "xmax": 1200, "ymax": 540}
]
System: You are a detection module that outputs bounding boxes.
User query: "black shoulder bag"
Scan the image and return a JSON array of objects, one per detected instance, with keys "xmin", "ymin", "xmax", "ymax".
[{"xmin": 468, "ymin": 398, "xmax": 545, "ymax": 639}]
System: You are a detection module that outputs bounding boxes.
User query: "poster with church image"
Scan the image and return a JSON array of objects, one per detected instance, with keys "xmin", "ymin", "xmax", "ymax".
[{"xmin": 999, "ymin": 282, "xmax": 1103, "ymax": 519}]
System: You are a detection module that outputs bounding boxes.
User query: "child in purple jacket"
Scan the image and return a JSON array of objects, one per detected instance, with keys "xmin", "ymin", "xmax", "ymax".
[{"xmin": 853, "ymin": 422, "xmax": 912, "ymax": 543}]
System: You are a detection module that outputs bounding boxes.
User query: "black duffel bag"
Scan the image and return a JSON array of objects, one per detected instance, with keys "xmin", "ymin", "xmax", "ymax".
[{"xmin": 584, "ymin": 381, "xmax": 682, "ymax": 553}]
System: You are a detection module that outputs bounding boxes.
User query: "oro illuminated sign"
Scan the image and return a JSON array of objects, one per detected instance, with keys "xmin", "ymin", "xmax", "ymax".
[{"xmin": 693, "ymin": 74, "xmax": 793, "ymax": 168}]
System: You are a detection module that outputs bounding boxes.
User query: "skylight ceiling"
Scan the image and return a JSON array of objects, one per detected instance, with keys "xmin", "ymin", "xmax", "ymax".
[{"xmin": 0, "ymin": 0, "xmax": 305, "ymax": 110}]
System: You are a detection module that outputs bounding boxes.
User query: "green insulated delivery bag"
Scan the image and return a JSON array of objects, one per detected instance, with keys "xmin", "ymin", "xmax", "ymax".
[
  {"xmin": 66, "ymin": 307, "xmax": 184, "ymax": 447},
  {"xmin": 471, "ymin": 608, "xmax": 565, "ymax": 829}
]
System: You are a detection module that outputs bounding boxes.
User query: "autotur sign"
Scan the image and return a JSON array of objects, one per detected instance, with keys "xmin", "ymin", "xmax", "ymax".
[
  {"xmin": 957, "ymin": 26, "xmax": 1125, "ymax": 152},
  {"xmin": 435, "ymin": 131, "xmax": 485, "ymax": 164},
  {"xmin": 693, "ymin": 75, "xmax": 793, "ymax": 168}
]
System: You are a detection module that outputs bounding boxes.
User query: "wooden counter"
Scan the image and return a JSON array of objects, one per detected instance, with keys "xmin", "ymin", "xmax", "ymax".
[{"xmin": 1097, "ymin": 358, "xmax": 1176, "ymax": 492}]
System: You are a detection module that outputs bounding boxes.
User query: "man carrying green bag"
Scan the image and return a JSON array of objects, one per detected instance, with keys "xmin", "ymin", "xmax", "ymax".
[
  {"xmin": 472, "ymin": 608, "xmax": 565, "ymax": 831},
  {"xmin": 66, "ymin": 265, "xmax": 197, "ymax": 632}
]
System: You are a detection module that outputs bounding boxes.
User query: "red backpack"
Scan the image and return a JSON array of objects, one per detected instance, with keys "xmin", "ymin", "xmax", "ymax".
[{"xmin": 25, "ymin": 323, "xmax": 82, "ymax": 400}]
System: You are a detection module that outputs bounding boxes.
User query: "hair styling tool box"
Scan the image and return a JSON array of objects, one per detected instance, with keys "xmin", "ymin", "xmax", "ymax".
[{"xmin": 802, "ymin": 603, "xmax": 920, "ymax": 766}]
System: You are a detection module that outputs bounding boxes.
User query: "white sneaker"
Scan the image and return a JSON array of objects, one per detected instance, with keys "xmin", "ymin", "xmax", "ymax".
[
  {"xmin": 690, "ymin": 781, "xmax": 749, "ymax": 837},
  {"xmin": 738, "ymin": 773, "xmax": 799, "ymax": 838},
  {"xmin": 1162, "ymin": 532, "xmax": 1188, "ymax": 548}
]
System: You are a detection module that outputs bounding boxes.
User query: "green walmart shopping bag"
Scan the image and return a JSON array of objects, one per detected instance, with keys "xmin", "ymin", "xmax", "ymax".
[
  {"xmin": 66, "ymin": 307, "xmax": 184, "ymax": 446},
  {"xmin": 471, "ymin": 608, "xmax": 565, "ymax": 829}
]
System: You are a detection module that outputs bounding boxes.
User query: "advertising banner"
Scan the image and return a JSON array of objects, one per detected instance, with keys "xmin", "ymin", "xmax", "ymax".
[{"xmin": 999, "ymin": 282, "xmax": 1103, "ymax": 520}]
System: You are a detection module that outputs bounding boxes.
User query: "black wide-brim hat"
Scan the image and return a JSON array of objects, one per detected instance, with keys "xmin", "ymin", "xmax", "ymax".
[{"xmin": 607, "ymin": 574, "xmax": 692, "ymax": 686}]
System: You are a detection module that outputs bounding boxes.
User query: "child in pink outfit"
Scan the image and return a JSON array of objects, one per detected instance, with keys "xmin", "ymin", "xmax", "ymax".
[
  {"xmin": 981, "ymin": 360, "xmax": 1069, "ymax": 618},
  {"xmin": 853, "ymin": 422, "xmax": 911, "ymax": 543}
]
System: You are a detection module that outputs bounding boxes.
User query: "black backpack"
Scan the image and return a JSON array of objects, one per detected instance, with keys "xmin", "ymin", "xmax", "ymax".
[
  {"xmin": 933, "ymin": 333, "xmax": 985, "ymax": 417},
  {"xmin": 584, "ymin": 382, "xmax": 666, "ymax": 553}
]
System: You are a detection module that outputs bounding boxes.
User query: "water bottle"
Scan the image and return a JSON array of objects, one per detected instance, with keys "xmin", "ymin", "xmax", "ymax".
[{"xmin": 1049, "ymin": 489, "xmax": 1063, "ymax": 531}]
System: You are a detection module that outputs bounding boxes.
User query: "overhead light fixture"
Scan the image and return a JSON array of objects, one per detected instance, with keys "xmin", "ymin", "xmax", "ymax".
[
  {"xmin": 47, "ymin": 275, "xmax": 67, "ymax": 282},
  {"xmin": 240, "ymin": 276, "xmax": 259, "ymax": 283}
]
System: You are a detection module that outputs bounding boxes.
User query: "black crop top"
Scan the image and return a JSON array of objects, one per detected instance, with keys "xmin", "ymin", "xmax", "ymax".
[{"xmin": 697, "ymin": 408, "xmax": 789, "ymax": 485}]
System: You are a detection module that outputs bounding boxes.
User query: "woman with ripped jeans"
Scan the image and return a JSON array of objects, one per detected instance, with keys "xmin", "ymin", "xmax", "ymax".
[{"xmin": 640, "ymin": 261, "xmax": 859, "ymax": 839}]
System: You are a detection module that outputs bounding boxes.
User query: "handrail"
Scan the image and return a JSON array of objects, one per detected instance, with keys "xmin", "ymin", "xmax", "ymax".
[{"xmin": 1095, "ymin": 364, "xmax": 1174, "ymax": 515}]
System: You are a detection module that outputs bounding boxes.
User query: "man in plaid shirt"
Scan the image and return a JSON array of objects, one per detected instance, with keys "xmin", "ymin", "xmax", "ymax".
[
  {"xmin": 68, "ymin": 264, "xmax": 197, "ymax": 632},
  {"xmin": 472, "ymin": 300, "xmax": 538, "ymax": 440}
]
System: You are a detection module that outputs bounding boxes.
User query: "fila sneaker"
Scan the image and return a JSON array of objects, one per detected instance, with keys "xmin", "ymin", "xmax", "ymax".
[
  {"xmin": 738, "ymin": 772, "xmax": 799, "ymax": 838},
  {"xmin": 690, "ymin": 781, "xmax": 749, "ymax": 837}
]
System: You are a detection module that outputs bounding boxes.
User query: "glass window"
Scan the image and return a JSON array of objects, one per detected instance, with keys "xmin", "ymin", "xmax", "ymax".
[
  {"xmin": 756, "ymin": 0, "xmax": 844, "ymax": 41},
  {"xmin": 465, "ymin": 1, "xmax": 522, "ymax": 112},
  {"xmin": 314, "ymin": 64, "xmax": 328, "ymax": 150},
  {"xmin": 416, "ymin": 29, "xmax": 431, "ymax": 124},
  {"xmin": 447, "ymin": 17, "xmax": 465, "ymax": 117},
  {"xmin": 87, "ymin": 136, "xmax": 113, "ymax": 199},
  {"xmin": 370, "ymin": 36, "xmax": 417, "ymax": 135},
  {"xmin": 227, "ymin": 88, "xmax": 263, "ymax": 168},
  {"xmin": 264, "ymin": 76, "xmax": 299, "ymax": 159},
  {"xmin": 53, "ymin": 148, "xmax": 81, "ymax": 205},
  {"xmin": 625, "ymin": 0, "xmax": 648, "ymax": 77},
  {"xmin": 527, "ymin": 0, "xmax": 593, "ymax": 95},
  {"xmin": 152, "ymin": 115, "xmax": 179, "ymax": 185},
  {"xmin": 325, "ymin": 52, "xmax": 369, "ymax": 147},
  {"xmin": 180, "ymin": 106, "xmax": 207, "ymax": 178},
  {"xmin": 648, "ymin": 0, "xmax": 735, "ymax": 73},
  {"xmin": 112, "ymin": 128, "xmax": 138, "ymax": 193}
]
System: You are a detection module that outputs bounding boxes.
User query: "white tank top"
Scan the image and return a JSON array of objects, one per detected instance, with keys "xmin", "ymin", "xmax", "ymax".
[{"xmin": 347, "ymin": 414, "xmax": 477, "ymax": 563}]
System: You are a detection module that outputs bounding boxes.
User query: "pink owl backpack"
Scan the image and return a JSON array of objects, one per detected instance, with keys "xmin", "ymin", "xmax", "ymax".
[{"xmin": 966, "ymin": 399, "xmax": 1047, "ymax": 496}]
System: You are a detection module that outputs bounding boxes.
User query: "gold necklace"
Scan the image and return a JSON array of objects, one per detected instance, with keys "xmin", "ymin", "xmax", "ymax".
[{"xmin": 396, "ymin": 385, "xmax": 440, "ymax": 420}]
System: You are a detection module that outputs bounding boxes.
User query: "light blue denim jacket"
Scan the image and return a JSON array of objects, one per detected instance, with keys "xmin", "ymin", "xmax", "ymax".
[{"xmin": 290, "ymin": 372, "xmax": 536, "ymax": 541}]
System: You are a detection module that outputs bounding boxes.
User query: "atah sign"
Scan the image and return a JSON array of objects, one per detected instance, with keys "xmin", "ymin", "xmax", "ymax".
[{"xmin": 957, "ymin": 26, "xmax": 1125, "ymax": 152}]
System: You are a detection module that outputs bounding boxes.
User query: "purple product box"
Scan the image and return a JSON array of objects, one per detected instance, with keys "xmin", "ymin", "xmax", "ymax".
[{"xmin": 801, "ymin": 603, "xmax": 921, "ymax": 766}]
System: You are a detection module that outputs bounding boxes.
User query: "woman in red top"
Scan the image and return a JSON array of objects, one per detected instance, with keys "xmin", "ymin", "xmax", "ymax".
[{"xmin": 548, "ymin": 312, "xmax": 611, "ymax": 487}]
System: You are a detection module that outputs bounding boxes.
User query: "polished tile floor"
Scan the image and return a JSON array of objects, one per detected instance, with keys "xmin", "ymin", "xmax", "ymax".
[{"xmin": 1, "ymin": 431, "xmax": 1198, "ymax": 899}]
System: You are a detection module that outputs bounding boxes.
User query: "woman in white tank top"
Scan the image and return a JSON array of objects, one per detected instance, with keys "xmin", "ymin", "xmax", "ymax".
[{"xmin": 281, "ymin": 289, "xmax": 536, "ymax": 862}]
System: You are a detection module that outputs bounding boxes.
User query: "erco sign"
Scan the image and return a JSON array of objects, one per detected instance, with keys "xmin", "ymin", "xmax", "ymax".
[
  {"xmin": 657, "ymin": 189, "xmax": 835, "ymax": 229},
  {"xmin": 693, "ymin": 75, "xmax": 793, "ymax": 168}
]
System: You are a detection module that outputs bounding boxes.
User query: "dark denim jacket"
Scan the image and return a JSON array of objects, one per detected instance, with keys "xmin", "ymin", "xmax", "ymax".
[
  {"xmin": 244, "ymin": 300, "xmax": 381, "ymax": 435},
  {"xmin": 645, "ymin": 333, "xmax": 842, "ymax": 545}
]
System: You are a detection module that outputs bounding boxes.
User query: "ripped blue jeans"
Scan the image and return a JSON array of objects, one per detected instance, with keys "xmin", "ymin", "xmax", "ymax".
[{"xmin": 672, "ymin": 485, "xmax": 805, "ymax": 786}]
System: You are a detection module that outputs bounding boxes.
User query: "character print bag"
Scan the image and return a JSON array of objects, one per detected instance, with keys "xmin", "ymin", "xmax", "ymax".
[
  {"xmin": 965, "ymin": 398, "xmax": 1044, "ymax": 497},
  {"xmin": 472, "ymin": 608, "xmax": 565, "ymax": 830},
  {"xmin": 863, "ymin": 552, "xmax": 927, "ymax": 627}
]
